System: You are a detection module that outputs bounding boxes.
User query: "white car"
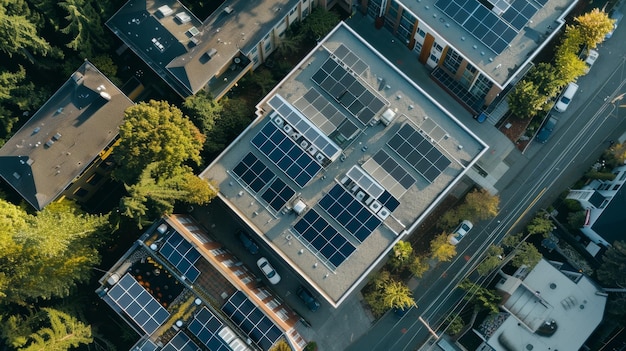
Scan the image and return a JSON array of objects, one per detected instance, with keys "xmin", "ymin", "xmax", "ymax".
[
  {"xmin": 257, "ymin": 257, "xmax": 281, "ymax": 284},
  {"xmin": 584, "ymin": 49, "xmax": 599, "ymax": 73},
  {"xmin": 448, "ymin": 220, "xmax": 473, "ymax": 245}
]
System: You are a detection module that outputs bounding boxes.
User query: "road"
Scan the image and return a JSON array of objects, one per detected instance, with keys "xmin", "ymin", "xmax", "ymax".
[{"xmin": 346, "ymin": 15, "xmax": 626, "ymax": 351}]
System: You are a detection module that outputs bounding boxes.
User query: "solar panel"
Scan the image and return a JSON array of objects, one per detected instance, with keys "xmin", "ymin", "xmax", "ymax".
[
  {"xmin": 267, "ymin": 95, "xmax": 341, "ymax": 159},
  {"xmin": 107, "ymin": 274, "xmax": 170, "ymax": 335},
  {"xmin": 387, "ymin": 124, "xmax": 451, "ymax": 183},
  {"xmin": 365, "ymin": 150, "xmax": 416, "ymax": 194},
  {"xmin": 162, "ymin": 331, "xmax": 201, "ymax": 351},
  {"xmin": 233, "ymin": 152, "xmax": 276, "ymax": 193},
  {"xmin": 346, "ymin": 165, "xmax": 384, "ymax": 198},
  {"xmin": 312, "ymin": 58, "xmax": 387, "ymax": 125},
  {"xmin": 159, "ymin": 231, "xmax": 202, "ymax": 283},
  {"xmin": 261, "ymin": 178, "xmax": 295, "ymax": 211},
  {"xmin": 292, "ymin": 209, "xmax": 356, "ymax": 268},
  {"xmin": 318, "ymin": 184, "xmax": 382, "ymax": 242},
  {"xmin": 294, "ymin": 88, "xmax": 352, "ymax": 135},
  {"xmin": 187, "ymin": 307, "xmax": 231, "ymax": 351},
  {"xmin": 435, "ymin": 0, "xmax": 542, "ymax": 54},
  {"xmin": 222, "ymin": 291, "xmax": 283, "ymax": 350},
  {"xmin": 251, "ymin": 121, "xmax": 322, "ymax": 187},
  {"xmin": 333, "ymin": 44, "xmax": 369, "ymax": 76}
]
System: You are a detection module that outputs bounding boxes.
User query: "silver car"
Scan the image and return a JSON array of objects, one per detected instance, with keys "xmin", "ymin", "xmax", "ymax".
[
  {"xmin": 448, "ymin": 220, "xmax": 473, "ymax": 245},
  {"xmin": 257, "ymin": 257, "xmax": 281, "ymax": 284}
]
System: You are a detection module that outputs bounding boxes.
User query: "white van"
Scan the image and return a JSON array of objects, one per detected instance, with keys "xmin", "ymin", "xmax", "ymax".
[{"xmin": 554, "ymin": 82, "xmax": 579, "ymax": 112}]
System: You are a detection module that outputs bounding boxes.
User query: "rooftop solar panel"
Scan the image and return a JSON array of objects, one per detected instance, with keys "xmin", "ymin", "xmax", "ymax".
[
  {"xmin": 233, "ymin": 152, "xmax": 276, "ymax": 193},
  {"xmin": 387, "ymin": 124, "xmax": 451, "ymax": 183},
  {"xmin": 187, "ymin": 307, "xmax": 231, "ymax": 351},
  {"xmin": 435, "ymin": 0, "xmax": 542, "ymax": 54},
  {"xmin": 162, "ymin": 331, "xmax": 201, "ymax": 351},
  {"xmin": 261, "ymin": 178, "xmax": 295, "ymax": 211},
  {"xmin": 295, "ymin": 88, "xmax": 352, "ymax": 136},
  {"xmin": 318, "ymin": 184, "xmax": 382, "ymax": 242},
  {"xmin": 292, "ymin": 209, "xmax": 356, "ymax": 268},
  {"xmin": 107, "ymin": 274, "xmax": 170, "ymax": 335},
  {"xmin": 159, "ymin": 231, "xmax": 202, "ymax": 283},
  {"xmin": 313, "ymin": 58, "xmax": 387, "ymax": 125},
  {"xmin": 252, "ymin": 121, "xmax": 322, "ymax": 187},
  {"xmin": 222, "ymin": 291, "xmax": 283, "ymax": 351},
  {"xmin": 367, "ymin": 150, "xmax": 416, "ymax": 194},
  {"xmin": 333, "ymin": 44, "xmax": 369, "ymax": 76}
]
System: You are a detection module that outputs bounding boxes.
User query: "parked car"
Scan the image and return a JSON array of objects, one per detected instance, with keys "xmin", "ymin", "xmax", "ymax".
[
  {"xmin": 238, "ymin": 230, "xmax": 259, "ymax": 255},
  {"xmin": 393, "ymin": 306, "xmax": 410, "ymax": 317},
  {"xmin": 257, "ymin": 257, "xmax": 281, "ymax": 284},
  {"xmin": 554, "ymin": 82, "xmax": 579, "ymax": 112},
  {"xmin": 448, "ymin": 220, "xmax": 473, "ymax": 245},
  {"xmin": 536, "ymin": 116, "xmax": 558, "ymax": 144},
  {"xmin": 606, "ymin": 10, "xmax": 623, "ymax": 39},
  {"xmin": 473, "ymin": 112, "xmax": 488, "ymax": 123},
  {"xmin": 296, "ymin": 286, "xmax": 321, "ymax": 312},
  {"xmin": 584, "ymin": 49, "xmax": 599, "ymax": 73}
]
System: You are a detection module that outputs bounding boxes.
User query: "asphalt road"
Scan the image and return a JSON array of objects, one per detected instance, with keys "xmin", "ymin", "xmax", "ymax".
[{"xmin": 345, "ymin": 11, "xmax": 626, "ymax": 351}]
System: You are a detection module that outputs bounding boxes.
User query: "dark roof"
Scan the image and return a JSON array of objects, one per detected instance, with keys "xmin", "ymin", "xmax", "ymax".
[
  {"xmin": 589, "ymin": 190, "xmax": 606, "ymax": 208},
  {"xmin": 592, "ymin": 185, "xmax": 626, "ymax": 243},
  {"xmin": 107, "ymin": 0, "xmax": 299, "ymax": 97},
  {"xmin": 0, "ymin": 61, "xmax": 133, "ymax": 210}
]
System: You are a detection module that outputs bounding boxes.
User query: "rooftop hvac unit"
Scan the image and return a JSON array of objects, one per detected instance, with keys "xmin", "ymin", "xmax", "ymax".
[
  {"xmin": 205, "ymin": 48, "xmax": 218, "ymax": 58},
  {"xmin": 224, "ymin": 6, "xmax": 234, "ymax": 14},
  {"xmin": 273, "ymin": 116, "xmax": 284, "ymax": 126},
  {"xmin": 283, "ymin": 124, "xmax": 293, "ymax": 133},
  {"xmin": 307, "ymin": 145, "xmax": 317, "ymax": 155},
  {"xmin": 293, "ymin": 200, "xmax": 307, "ymax": 214},
  {"xmin": 291, "ymin": 132, "xmax": 301, "ymax": 140},
  {"xmin": 175, "ymin": 12, "xmax": 191, "ymax": 24},
  {"xmin": 300, "ymin": 140, "xmax": 309, "ymax": 149},
  {"xmin": 315, "ymin": 153, "xmax": 326, "ymax": 163},
  {"xmin": 356, "ymin": 191, "xmax": 366, "ymax": 201},
  {"xmin": 157, "ymin": 5, "xmax": 174, "ymax": 17},
  {"xmin": 377, "ymin": 207, "xmax": 390, "ymax": 220},
  {"xmin": 156, "ymin": 223, "xmax": 168, "ymax": 234},
  {"xmin": 369, "ymin": 201, "xmax": 382, "ymax": 212},
  {"xmin": 71, "ymin": 72, "xmax": 84, "ymax": 84}
]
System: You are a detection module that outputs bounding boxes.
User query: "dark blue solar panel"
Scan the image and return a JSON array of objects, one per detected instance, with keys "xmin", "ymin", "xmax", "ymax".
[
  {"xmin": 318, "ymin": 184, "xmax": 381, "ymax": 242},
  {"xmin": 261, "ymin": 178, "xmax": 295, "ymax": 211},
  {"xmin": 233, "ymin": 152, "xmax": 275, "ymax": 193},
  {"xmin": 222, "ymin": 291, "xmax": 283, "ymax": 350},
  {"xmin": 159, "ymin": 232, "xmax": 201, "ymax": 283},
  {"xmin": 188, "ymin": 307, "xmax": 230, "ymax": 351},
  {"xmin": 292, "ymin": 209, "xmax": 356, "ymax": 268},
  {"xmin": 162, "ymin": 331, "xmax": 201, "ymax": 351},
  {"xmin": 252, "ymin": 122, "xmax": 322, "ymax": 187}
]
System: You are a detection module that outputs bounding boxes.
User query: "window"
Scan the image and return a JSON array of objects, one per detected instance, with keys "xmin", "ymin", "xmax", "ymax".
[
  {"xmin": 434, "ymin": 43, "xmax": 443, "ymax": 52},
  {"xmin": 413, "ymin": 41, "xmax": 422, "ymax": 54},
  {"xmin": 443, "ymin": 49, "xmax": 463, "ymax": 74},
  {"xmin": 367, "ymin": 1, "xmax": 382, "ymax": 20},
  {"xmin": 417, "ymin": 29, "xmax": 426, "ymax": 37},
  {"xmin": 469, "ymin": 74, "xmax": 493, "ymax": 101},
  {"xmin": 264, "ymin": 41, "xmax": 272, "ymax": 52},
  {"xmin": 429, "ymin": 54, "xmax": 439, "ymax": 63}
]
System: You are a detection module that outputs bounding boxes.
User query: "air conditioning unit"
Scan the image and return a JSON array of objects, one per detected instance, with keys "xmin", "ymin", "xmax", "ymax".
[
  {"xmin": 283, "ymin": 124, "xmax": 293, "ymax": 133},
  {"xmin": 369, "ymin": 201, "xmax": 382, "ymax": 212},
  {"xmin": 315, "ymin": 153, "xmax": 326, "ymax": 164},
  {"xmin": 300, "ymin": 140, "xmax": 309, "ymax": 149},
  {"xmin": 291, "ymin": 132, "xmax": 301, "ymax": 140},
  {"xmin": 356, "ymin": 191, "xmax": 366, "ymax": 201},
  {"xmin": 273, "ymin": 116, "xmax": 284, "ymax": 126},
  {"xmin": 377, "ymin": 207, "xmax": 390, "ymax": 220},
  {"xmin": 307, "ymin": 145, "xmax": 317, "ymax": 155}
]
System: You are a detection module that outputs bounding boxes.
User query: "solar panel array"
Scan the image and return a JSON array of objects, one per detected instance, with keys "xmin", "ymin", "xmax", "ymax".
[
  {"xmin": 222, "ymin": 291, "xmax": 283, "ymax": 350},
  {"xmin": 187, "ymin": 307, "xmax": 231, "ymax": 351},
  {"xmin": 371, "ymin": 150, "xmax": 416, "ymax": 191},
  {"xmin": 387, "ymin": 124, "xmax": 451, "ymax": 183},
  {"xmin": 294, "ymin": 88, "xmax": 353, "ymax": 136},
  {"xmin": 107, "ymin": 274, "xmax": 170, "ymax": 335},
  {"xmin": 159, "ymin": 231, "xmax": 201, "ymax": 283},
  {"xmin": 435, "ymin": 0, "xmax": 542, "ymax": 54},
  {"xmin": 344, "ymin": 166, "xmax": 401, "ymax": 212},
  {"xmin": 162, "ymin": 331, "xmax": 201, "ymax": 351},
  {"xmin": 233, "ymin": 152, "xmax": 275, "ymax": 193},
  {"xmin": 292, "ymin": 209, "xmax": 356, "ymax": 268},
  {"xmin": 252, "ymin": 121, "xmax": 322, "ymax": 187},
  {"xmin": 261, "ymin": 178, "xmax": 295, "ymax": 211},
  {"xmin": 332, "ymin": 44, "xmax": 369, "ymax": 76},
  {"xmin": 267, "ymin": 95, "xmax": 341, "ymax": 159},
  {"xmin": 312, "ymin": 58, "xmax": 386, "ymax": 125},
  {"xmin": 319, "ymin": 184, "xmax": 382, "ymax": 242}
]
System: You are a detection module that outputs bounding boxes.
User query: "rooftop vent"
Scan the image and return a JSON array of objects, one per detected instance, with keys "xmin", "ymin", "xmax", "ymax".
[
  {"xmin": 52, "ymin": 132, "xmax": 62, "ymax": 141},
  {"xmin": 157, "ymin": 5, "xmax": 174, "ymax": 17},
  {"xmin": 224, "ymin": 6, "xmax": 234, "ymax": 14},
  {"xmin": 100, "ymin": 92, "xmax": 111, "ymax": 101},
  {"xmin": 187, "ymin": 26, "xmax": 200, "ymax": 37},
  {"xmin": 205, "ymin": 48, "xmax": 217, "ymax": 59},
  {"xmin": 175, "ymin": 12, "xmax": 191, "ymax": 24},
  {"xmin": 156, "ymin": 223, "xmax": 168, "ymax": 234},
  {"xmin": 71, "ymin": 72, "xmax": 84, "ymax": 84}
]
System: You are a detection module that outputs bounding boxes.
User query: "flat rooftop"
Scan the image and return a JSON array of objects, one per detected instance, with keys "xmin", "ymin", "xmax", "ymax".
[
  {"xmin": 107, "ymin": 0, "xmax": 299, "ymax": 96},
  {"xmin": 491, "ymin": 260, "xmax": 606, "ymax": 351},
  {"xmin": 397, "ymin": 0, "xmax": 577, "ymax": 87},
  {"xmin": 0, "ymin": 61, "xmax": 133, "ymax": 210},
  {"xmin": 201, "ymin": 23, "xmax": 487, "ymax": 307}
]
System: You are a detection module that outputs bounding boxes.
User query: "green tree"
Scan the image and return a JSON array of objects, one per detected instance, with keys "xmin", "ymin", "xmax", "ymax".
[
  {"xmin": 510, "ymin": 242, "xmax": 542, "ymax": 269},
  {"xmin": 526, "ymin": 215, "xmax": 554, "ymax": 238},
  {"xmin": 507, "ymin": 79, "xmax": 546, "ymax": 118},
  {"xmin": 463, "ymin": 189, "xmax": 500, "ymax": 221},
  {"xmin": 89, "ymin": 55, "xmax": 120, "ymax": 85},
  {"xmin": 526, "ymin": 63, "xmax": 562, "ymax": 99},
  {"xmin": 444, "ymin": 314, "xmax": 465, "ymax": 336},
  {"xmin": 597, "ymin": 241, "xmax": 626, "ymax": 288},
  {"xmin": 477, "ymin": 245, "xmax": 504, "ymax": 276},
  {"xmin": 458, "ymin": 280, "xmax": 501, "ymax": 314},
  {"xmin": 0, "ymin": 2, "xmax": 54, "ymax": 58},
  {"xmin": 575, "ymin": 8, "xmax": 615, "ymax": 49},
  {"xmin": 389, "ymin": 240, "xmax": 413, "ymax": 272},
  {"xmin": 58, "ymin": 0, "xmax": 108, "ymax": 57},
  {"xmin": 554, "ymin": 50, "xmax": 586, "ymax": 84},
  {"xmin": 203, "ymin": 97, "xmax": 253, "ymax": 156},
  {"xmin": 249, "ymin": 69, "xmax": 277, "ymax": 96},
  {"xmin": 0, "ymin": 200, "xmax": 108, "ymax": 304},
  {"xmin": 183, "ymin": 90, "xmax": 223, "ymax": 134},
  {"xmin": 429, "ymin": 233, "xmax": 457, "ymax": 262},
  {"xmin": 300, "ymin": 7, "xmax": 340, "ymax": 42},
  {"xmin": 408, "ymin": 255, "xmax": 430, "ymax": 278},
  {"xmin": 382, "ymin": 281, "xmax": 416, "ymax": 310},
  {"xmin": 269, "ymin": 339, "xmax": 292, "ymax": 351},
  {"xmin": 18, "ymin": 308, "xmax": 92, "ymax": 351},
  {"xmin": 112, "ymin": 100, "xmax": 205, "ymax": 184}
]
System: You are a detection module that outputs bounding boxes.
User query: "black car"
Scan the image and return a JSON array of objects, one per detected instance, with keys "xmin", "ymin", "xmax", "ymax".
[
  {"xmin": 536, "ymin": 116, "xmax": 557, "ymax": 144},
  {"xmin": 237, "ymin": 230, "xmax": 259, "ymax": 255},
  {"xmin": 296, "ymin": 286, "xmax": 321, "ymax": 312}
]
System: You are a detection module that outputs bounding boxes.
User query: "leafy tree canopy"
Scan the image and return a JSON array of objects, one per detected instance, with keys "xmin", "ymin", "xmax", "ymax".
[
  {"xmin": 183, "ymin": 90, "xmax": 223, "ymax": 135},
  {"xmin": 575, "ymin": 8, "xmax": 615, "ymax": 49},
  {"xmin": 0, "ymin": 2, "xmax": 54, "ymax": 58},
  {"xmin": 14, "ymin": 308, "xmax": 92, "ymax": 351},
  {"xmin": 300, "ymin": 7, "xmax": 340, "ymax": 42},
  {"xmin": 526, "ymin": 214, "xmax": 553, "ymax": 238},
  {"xmin": 430, "ymin": 233, "xmax": 457, "ymax": 262},
  {"xmin": 597, "ymin": 241, "xmax": 626, "ymax": 288},
  {"xmin": 510, "ymin": 242, "xmax": 542, "ymax": 269},
  {"xmin": 113, "ymin": 100, "xmax": 205, "ymax": 184},
  {"xmin": 458, "ymin": 279, "xmax": 501, "ymax": 314}
]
